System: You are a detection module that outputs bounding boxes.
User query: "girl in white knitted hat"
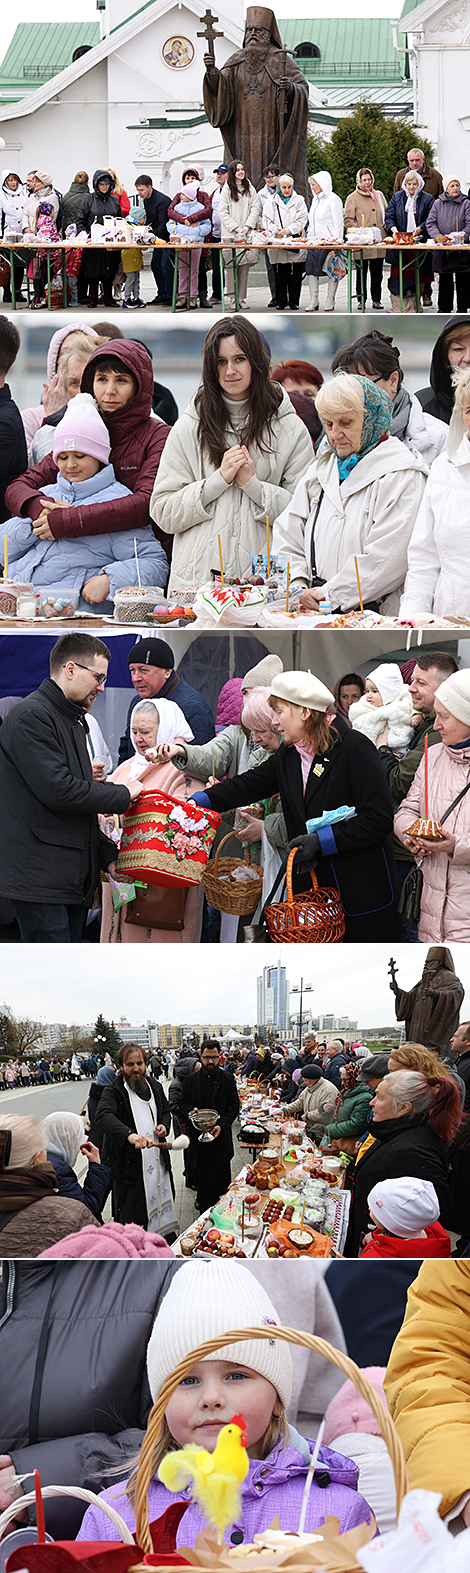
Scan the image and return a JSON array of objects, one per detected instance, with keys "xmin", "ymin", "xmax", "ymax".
[{"xmin": 76, "ymin": 1260, "xmax": 373, "ymax": 1548}]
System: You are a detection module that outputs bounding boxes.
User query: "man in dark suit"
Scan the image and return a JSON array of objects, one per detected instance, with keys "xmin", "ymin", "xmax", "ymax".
[{"xmin": 135, "ymin": 175, "xmax": 173, "ymax": 305}]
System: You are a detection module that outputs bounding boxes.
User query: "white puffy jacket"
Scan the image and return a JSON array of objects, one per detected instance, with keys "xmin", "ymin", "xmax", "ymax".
[
  {"xmin": 150, "ymin": 390, "xmax": 313, "ymax": 592},
  {"xmin": 400, "ymin": 426, "xmax": 470, "ymax": 617},
  {"xmin": 272, "ymin": 439, "xmax": 428, "ymax": 615},
  {"xmin": 394, "ymin": 741, "xmax": 470, "ymax": 941},
  {"xmin": 219, "ymin": 181, "xmax": 260, "ymax": 240},
  {"xmin": 307, "ymin": 171, "xmax": 343, "ymax": 241},
  {"xmin": 263, "ymin": 189, "xmax": 308, "ymax": 265},
  {"xmin": 350, "ymin": 688, "xmax": 414, "ymax": 752},
  {"xmin": 0, "ymin": 169, "xmax": 27, "ymax": 232}
]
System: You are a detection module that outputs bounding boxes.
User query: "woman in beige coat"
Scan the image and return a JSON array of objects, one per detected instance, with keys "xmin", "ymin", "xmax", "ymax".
[
  {"xmin": 150, "ymin": 316, "xmax": 312, "ymax": 593},
  {"xmin": 219, "ymin": 159, "xmax": 260, "ymax": 308},
  {"xmin": 344, "ymin": 167, "xmax": 387, "ymax": 309}
]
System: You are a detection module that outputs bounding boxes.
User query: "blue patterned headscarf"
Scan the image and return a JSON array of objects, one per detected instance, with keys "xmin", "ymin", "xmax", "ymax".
[{"xmin": 329, "ymin": 375, "xmax": 393, "ymax": 482}]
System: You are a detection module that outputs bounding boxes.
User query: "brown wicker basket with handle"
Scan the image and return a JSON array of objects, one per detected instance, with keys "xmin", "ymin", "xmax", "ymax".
[
  {"xmin": 265, "ymin": 849, "xmax": 345, "ymax": 944},
  {"xmin": 202, "ymin": 833, "xmax": 263, "ymax": 915},
  {"xmin": 134, "ymin": 1324, "xmax": 409, "ymax": 1554}
]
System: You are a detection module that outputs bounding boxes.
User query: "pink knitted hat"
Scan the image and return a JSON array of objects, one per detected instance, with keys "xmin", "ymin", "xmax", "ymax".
[
  {"xmin": 52, "ymin": 392, "xmax": 110, "ymax": 465},
  {"xmin": 46, "ymin": 323, "xmax": 99, "ymax": 382},
  {"xmin": 323, "ymin": 1367, "xmax": 388, "ymax": 1444},
  {"xmin": 39, "ymin": 1222, "xmax": 175, "ymax": 1258}
]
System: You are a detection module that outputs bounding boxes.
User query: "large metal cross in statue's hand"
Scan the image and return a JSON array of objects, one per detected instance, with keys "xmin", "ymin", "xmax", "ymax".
[{"xmin": 198, "ymin": 8, "xmax": 224, "ymax": 67}]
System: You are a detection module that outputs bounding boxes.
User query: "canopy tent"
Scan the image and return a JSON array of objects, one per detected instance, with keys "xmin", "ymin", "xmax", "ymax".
[{"xmin": 221, "ymin": 1029, "xmax": 254, "ymax": 1041}]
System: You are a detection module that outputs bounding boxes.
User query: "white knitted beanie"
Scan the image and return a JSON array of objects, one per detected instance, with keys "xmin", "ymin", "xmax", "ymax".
[
  {"xmin": 146, "ymin": 1260, "xmax": 293, "ymax": 1406},
  {"xmin": 435, "ymin": 670, "xmax": 470, "ymax": 729}
]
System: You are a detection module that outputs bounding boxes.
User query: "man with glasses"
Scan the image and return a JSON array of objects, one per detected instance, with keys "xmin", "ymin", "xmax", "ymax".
[
  {"xmin": 0, "ymin": 633, "xmax": 143, "ymax": 944},
  {"xmin": 180, "ymin": 1039, "xmax": 240, "ymax": 1213}
]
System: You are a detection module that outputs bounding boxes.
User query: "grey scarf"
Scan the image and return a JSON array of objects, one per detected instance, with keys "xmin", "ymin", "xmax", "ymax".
[{"xmin": 390, "ymin": 384, "xmax": 412, "ymax": 442}]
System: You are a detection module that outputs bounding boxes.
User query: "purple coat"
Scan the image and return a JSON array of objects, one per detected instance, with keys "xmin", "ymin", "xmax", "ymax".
[
  {"xmin": 76, "ymin": 1438, "xmax": 372, "ymax": 1546},
  {"xmin": 426, "ymin": 191, "xmax": 470, "ymax": 269}
]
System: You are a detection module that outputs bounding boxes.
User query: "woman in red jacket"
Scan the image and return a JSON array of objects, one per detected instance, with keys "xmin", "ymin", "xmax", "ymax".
[{"xmin": 5, "ymin": 340, "xmax": 172, "ymax": 562}]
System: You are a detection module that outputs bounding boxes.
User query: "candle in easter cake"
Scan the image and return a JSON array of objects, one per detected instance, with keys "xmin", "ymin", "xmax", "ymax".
[
  {"xmin": 354, "ymin": 555, "xmax": 364, "ymax": 613},
  {"xmin": 424, "ymin": 732, "xmax": 429, "ymax": 820},
  {"xmin": 217, "ymin": 533, "xmax": 224, "ymax": 587},
  {"xmin": 3, "ymin": 533, "xmax": 7, "ymax": 582},
  {"xmin": 266, "ymin": 515, "xmax": 270, "ymax": 579}
]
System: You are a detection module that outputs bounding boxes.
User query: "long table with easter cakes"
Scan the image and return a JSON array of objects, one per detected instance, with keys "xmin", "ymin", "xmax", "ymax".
[
  {"xmin": 174, "ymin": 1083, "xmax": 350, "ymax": 1261},
  {"xmin": 4, "ymin": 565, "xmax": 470, "ymax": 637}
]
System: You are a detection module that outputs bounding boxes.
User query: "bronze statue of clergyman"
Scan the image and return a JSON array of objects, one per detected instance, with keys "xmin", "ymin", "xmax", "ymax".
[
  {"xmin": 201, "ymin": 5, "xmax": 310, "ymax": 199},
  {"xmin": 389, "ymin": 948, "xmax": 464, "ymax": 1052}
]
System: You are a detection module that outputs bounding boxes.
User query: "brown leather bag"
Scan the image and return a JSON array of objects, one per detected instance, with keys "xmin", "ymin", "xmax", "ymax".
[{"xmin": 124, "ymin": 883, "xmax": 187, "ymax": 931}]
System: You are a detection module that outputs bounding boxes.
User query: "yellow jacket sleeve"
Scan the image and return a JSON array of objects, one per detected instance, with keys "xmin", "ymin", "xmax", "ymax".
[{"xmin": 384, "ymin": 1260, "xmax": 470, "ymax": 1516}]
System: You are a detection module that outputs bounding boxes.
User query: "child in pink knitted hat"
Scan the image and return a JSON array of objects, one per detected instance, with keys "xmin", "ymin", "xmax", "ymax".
[{"xmin": 5, "ymin": 393, "xmax": 168, "ymax": 611}]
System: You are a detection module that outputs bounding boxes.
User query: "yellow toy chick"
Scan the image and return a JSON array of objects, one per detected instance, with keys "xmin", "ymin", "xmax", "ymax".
[{"xmin": 158, "ymin": 1413, "xmax": 249, "ymax": 1541}]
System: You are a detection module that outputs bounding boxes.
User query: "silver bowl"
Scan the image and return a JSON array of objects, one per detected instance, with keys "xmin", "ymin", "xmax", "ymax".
[{"xmin": 190, "ymin": 1107, "xmax": 220, "ymax": 1142}]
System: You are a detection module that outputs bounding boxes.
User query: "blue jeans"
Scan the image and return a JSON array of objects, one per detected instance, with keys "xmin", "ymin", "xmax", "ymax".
[
  {"xmin": 13, "ymin": 901, "xmax": 86, "ymax": 943},
  {"xmin": 395, "ymin": 861, "xmax": 420, "ymax": 943},
  {"xmin": 151, "ymin": 248, "xmax": 174, "ymax": 302}
]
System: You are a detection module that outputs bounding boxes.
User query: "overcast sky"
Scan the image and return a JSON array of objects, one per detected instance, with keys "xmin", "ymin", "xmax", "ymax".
[
  {"xmin": 0, "ymin": 1, "xmax": 404, "ymax": 76},
  {"xmin": 2, "ymin": 946, "xmax": 469, "ymax": 1030}
]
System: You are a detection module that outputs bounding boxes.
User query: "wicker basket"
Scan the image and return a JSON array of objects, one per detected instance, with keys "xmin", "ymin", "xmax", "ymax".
[
  {"xmin": 134, "ymin": 1324, "xmax": 409, "ymax": 1554},
  {"xmin": 265, "ymin": 850, "xmax": 345, "ymax": 944},
  {"xmin": 202, "ymin": 833, "xmax": 263, "ymax": 915}
]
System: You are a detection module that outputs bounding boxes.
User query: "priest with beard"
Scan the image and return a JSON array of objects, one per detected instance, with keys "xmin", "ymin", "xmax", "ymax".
[
  {"xmin": 180, "ymin": 1039, "xmax": 240, "ymax": 1212},
  {"xmin": 96, "ymin": 1043, "xmax": 177, "ymax": 1241},
  {"xmin": 202, "ymin": 6, "xmax": 310, "ymax": 200}
]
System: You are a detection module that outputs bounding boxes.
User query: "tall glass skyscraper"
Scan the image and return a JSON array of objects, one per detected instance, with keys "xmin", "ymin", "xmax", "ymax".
[{"xmin": 257, "ymin": 962, "xmax": 289, "ymax": 1031}]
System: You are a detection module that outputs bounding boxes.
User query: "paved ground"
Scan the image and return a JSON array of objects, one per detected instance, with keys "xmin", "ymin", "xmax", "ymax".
[
  {"xmin": 0, "ymin": 1074, "xmax": 247, "ymax": 1234},
  {"xmin": 1, "ymin": 255, "xmax": 442, "ymax": 315}
]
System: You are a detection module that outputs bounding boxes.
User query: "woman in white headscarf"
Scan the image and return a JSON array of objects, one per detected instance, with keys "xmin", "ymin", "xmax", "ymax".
[
  {"xmin": 41, "ymin": 1111, "xmax": 111, "ymax": 1220},
  {"xmin": 384, "ymin": 171, "xmax": 434, "ymax": 312},
  {"xmin": 100, "ymin": 697, "xmax": 207, "ymax": 944},
  {"xmin": 349, "ymin": 663, "xmax": 414, "ymax": 756}
]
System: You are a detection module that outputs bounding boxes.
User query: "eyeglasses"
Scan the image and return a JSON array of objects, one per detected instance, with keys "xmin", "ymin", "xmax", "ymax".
[{"xmin": 73, "ymin": 662, "xmax": 108, "ymax": 686}]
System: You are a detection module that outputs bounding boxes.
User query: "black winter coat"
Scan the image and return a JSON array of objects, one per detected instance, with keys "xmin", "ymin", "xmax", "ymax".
[
  {"xmin": 0, "ymin": 1260, "xmax": 181, "ymax": 1537},
  {"xmin": 205, "ymin": 717, "xmax": 400, "ymax": 942},
  {"xmin": 76, "ymin": 169, "xmax": 122, "ymax": 280},
  {"xmin": 180, "ymin": 1065, "xmax": 240, "ymax": 1161},
  {"xmin": 47, "ymin": 1149, "xmax": 111, "ymax": 1220},
  {"xmin": 346, "ymin": 1113, "xmax": 453, "ymax": 1256},
  {"xmin": 142, "ymin": 186, "xmax": 171, "ymax": 240},
  {"xmin": 0, "ymin": 679, "xmax": 130, "ymax": 905},
  {"xmin": 0, "ymin": 384, "xmax": 27, "ymax": 522}
]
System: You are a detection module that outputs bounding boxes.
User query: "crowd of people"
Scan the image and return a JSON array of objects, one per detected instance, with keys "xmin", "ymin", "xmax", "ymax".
[
  {"xmin": 3, "ymin": 312, "xmax": 470, "ymax": 615},
  {"xmin": 2, "ymin": 148, "xmax": 470, "ymax": 313},
  {"xmin": 1, "ymin": 1011, "xmax": 470, "ymax": 1260},
  {"xmin": 1, "ymin": 633, "xmax": 470, "ymax": 945}
]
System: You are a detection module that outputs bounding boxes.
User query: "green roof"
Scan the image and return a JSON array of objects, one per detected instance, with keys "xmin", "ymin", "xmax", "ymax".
[
  {"xmin": 399, "ymin": 0, "xmax": 423, "ymax": 17},
  {"xmin": 0, "ymin": 22, "xmax": 100, "ymax": 89},
  {"xmin": 278, "ymin": 18, "xmax": 407, "ymax": 81}
]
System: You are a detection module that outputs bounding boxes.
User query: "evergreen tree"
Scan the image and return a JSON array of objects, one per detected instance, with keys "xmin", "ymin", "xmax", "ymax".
[
  {"xmin": 93, "ymin": 1013, "xmax": 123, "ymax": 1056},
  {"xmin": 307, "ymin": 102, "xmax": 436, "ymax": 205}
]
